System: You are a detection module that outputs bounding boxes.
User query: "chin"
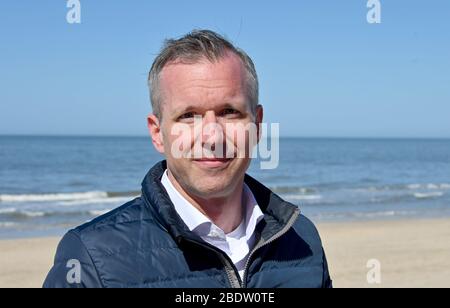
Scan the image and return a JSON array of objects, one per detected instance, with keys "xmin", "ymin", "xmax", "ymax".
[{"xmin": 191, "ymin": 178, "xmax": 235, "ymax": 198}]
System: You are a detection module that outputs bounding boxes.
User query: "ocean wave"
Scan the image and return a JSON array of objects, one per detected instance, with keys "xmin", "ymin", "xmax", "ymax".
[
  {"xmin": 88, "ymin": 209, "xmax": 112, "ymax": 216},
  {"xmin": 0, "ymin": 207, "xmax": 47, "ymax": 218},
  {"xmin": 272, "ymin": 183, "xmax": 450, "ymax": 196},
  {"xmin": 413, "ymin": 192, "xmax": 444, "ymax": 199},
  {"xmin": 351, "ymin": 210, "xmax": 419, "ymax": 219},
  {"xmin": 1, "ymin": 210, "xmax": 47, "ymax": 218},
  {"xmin": 0, "ymin": 208, "xmax": 17, "ymax": 214},
  {"xmin": 0, "ymin": 207, "xmax": 114, "ymax": 219},
  {"xmin": 356, "ymin": 183, "xmax": 450, "ymax": 192},
  {"xmin": 353, "ymin": 211, "xmax": 396, "ymax": 218},
  {"xmin": 0, "ymin": 191, "xmax": 108, "ymax": 203},
  {"xmin": 57, "ymin": 197, "xmax": 133, "ymax": 206},
  {"xmin": 406, "ymin": 184, "xmax": 422, "ymax": 190},
  {"xmin": 271, "ymin": 186, "xmax": 316, "ymax": 194},
  {"xmin": 0, "ymin": 191, "xmax": 140, "ymax": 203},
  {"xmin": 315, "ymin": 210, "xmax": 419, "ymax": 221},
  {"xmin": 23, "ymin": 211, "xmax": 46, "ymax": 217},
  {"xmin": 283, "ymin": 194, "xmax": 323, "ymax": 201},
  {"xmin": 0, "ymin": 222, "xmax": 17, "ymax": 228},
  {"xmin": 408, "ymin": 184, "xmax": 450, "ymax": 190}
]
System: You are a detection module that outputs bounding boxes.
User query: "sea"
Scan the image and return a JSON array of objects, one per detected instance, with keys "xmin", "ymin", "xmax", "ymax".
[{"xmin": 1, "ymin": 136, "xmax": 450, "ymax": 239}]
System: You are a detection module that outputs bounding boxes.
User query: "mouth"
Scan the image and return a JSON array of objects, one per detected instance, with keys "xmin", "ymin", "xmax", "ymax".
[{"xmin": 192, "ymin": 158, "xmax": 233, "ymax": 169}]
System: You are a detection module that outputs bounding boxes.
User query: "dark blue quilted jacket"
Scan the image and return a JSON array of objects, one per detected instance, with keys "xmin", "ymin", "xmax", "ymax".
[{"xmin": 44, "ymin": 161, "xmax": 332, "ymax": 288}]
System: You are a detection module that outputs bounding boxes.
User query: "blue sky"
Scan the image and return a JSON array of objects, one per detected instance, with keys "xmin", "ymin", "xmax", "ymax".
[{"xmin": 1, "ymin": 0, "xmax": 449, "ymax": 138}]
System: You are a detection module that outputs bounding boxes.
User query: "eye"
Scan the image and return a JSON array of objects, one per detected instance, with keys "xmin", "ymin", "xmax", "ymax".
[
  {"xmin": 221, "ymin": 108, "xmax": 240, "ymax": 116},
  {"xmin": 178, "ymin": 112, "xmax": 196, "ymax": 121}
]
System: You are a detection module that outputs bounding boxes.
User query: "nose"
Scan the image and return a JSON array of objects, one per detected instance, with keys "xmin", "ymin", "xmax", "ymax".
[
  {"xmin": 201, "ymin": 111, "xmax": 224, "ymax": 153},
  {"xmin": 203, "ymin": 111, "xmax": 218, "ymax": 126}
]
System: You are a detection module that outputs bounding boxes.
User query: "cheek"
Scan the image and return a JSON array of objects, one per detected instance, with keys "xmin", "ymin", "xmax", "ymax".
[
  {"xmin": 163, "ymin": 124, "xmax": 195, "ymax": 156},
  {"xmin": 226, "ymin": 123, "xmax": 253, "ymax": 145},
  {"xmin": 225, "ymin": 121, "xmax": 259, "ymax": 158}
]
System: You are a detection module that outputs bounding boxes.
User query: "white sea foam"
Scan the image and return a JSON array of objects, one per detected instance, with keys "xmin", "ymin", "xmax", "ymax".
[
  {"xmin": 271, "ymin": 186, "xmax": 316, "ymax": 194},
  {"xmin": 426, "ymin": 184, "xmax": 440, "ymax": 190},
  {"xmin": 413, "ymin": 192, "xmax": 444, "ymax": 199},
  {"xmin": 0, "ymin": 191, "xmax": 108, "ymax": 203},
  {"xmin": 0, "ymin": 207, "xmax": 45, "ymax": 218},
  {"xmin": 283, "ymin": 194, "xmax": 323, "ymax": 201},
  {"xmin": 354, "ymin": 211, "xmax": 396, "ymax": 218},
  {"xmin": 20, "ymin": 211, "xmax": 46, "ymax": 217},
  {"xmin": 0, "ymin": 208, "xmax": 17, "ymax": 215},
  {"xmin": 407, "ymin": 184, "xmax": 422, "ymax": 190},
  {"xmin": 0, "ymin": 222, "xmax": 17, "ymax": 228},
  {"xmin": 57, "ymin": 197, "xmax": 132, "ymax": 206},
  {"xmin": 352, "ymin": 210, "xmax": 418, "ymax": 219},
  {"xmin": 88, "ymin": 209, "xmax": 112, "ymax": 216},
  {"xmin": 407, "ymin": 183, "xmax": 450, "ymax": 190}
]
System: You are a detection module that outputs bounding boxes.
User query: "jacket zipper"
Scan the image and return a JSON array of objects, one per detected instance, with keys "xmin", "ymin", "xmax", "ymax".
[
  {"xmin": 183, "ymin": 238, "xmax": 242, "ymax": 288},
  {"xmin": 144, "ymin": 190, "xmax": 301, "ymax": 288},
  {"xmin": 242, "ymin": 207, "xmax": 301, "ymax": 288},
  {"xmin": 142, "ymin": 192, "xmax": 242, "ymax": 287},
  {"xmin": 184, "ymin": 207, "xmax": 300, "ymax": 288}
]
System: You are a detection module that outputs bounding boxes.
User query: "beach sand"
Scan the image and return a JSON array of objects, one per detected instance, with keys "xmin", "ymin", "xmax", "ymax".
[
  {"xmin": 0, "ymin": 237, "xmax": 59, "ymax": 288},
  {"xmin": 318, "ymin": 218, "xmax": 450, "ymax": 288},
  {"xmin": 1, "ymin": 218, "xmax": 449, "ymax": 288}
]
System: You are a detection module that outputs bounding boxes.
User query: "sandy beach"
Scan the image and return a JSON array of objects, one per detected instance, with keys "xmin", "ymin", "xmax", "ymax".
[
  {"xmin": 318, "ymin": 218, "xmax": 450, "ymax": 288},
  {"xmin": 0, "ymin": 237, "xmax": 59, "ymax": 288},
  {"xmin": 1, "ymin": 218, "xmax": 449, "ymax": 288}
]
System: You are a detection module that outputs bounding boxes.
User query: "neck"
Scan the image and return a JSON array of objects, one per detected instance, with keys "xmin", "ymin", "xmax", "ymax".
[{"xmin": 167, "ymin": 170, "xmax": 244, "ymax": 234}]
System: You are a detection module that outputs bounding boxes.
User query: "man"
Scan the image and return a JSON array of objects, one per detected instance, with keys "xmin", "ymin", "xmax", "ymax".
[{"xmin": 44, "ymin": 30, "xmax": 332, "ymax": 288}]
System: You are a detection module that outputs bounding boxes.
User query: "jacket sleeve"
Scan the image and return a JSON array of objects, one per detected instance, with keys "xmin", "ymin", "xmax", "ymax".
[
  {"xmin": 322, "ymin": 249, "xmax": 333, "ymax": 288},
  {"xmin": 43, "ymin": 231, "xmax": 103, "ymax": 288}
]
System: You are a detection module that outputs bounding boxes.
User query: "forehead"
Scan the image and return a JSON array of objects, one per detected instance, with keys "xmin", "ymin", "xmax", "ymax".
[{"xmin": 158, "ymin": 53, "xmax": 247, "ymax": 110}]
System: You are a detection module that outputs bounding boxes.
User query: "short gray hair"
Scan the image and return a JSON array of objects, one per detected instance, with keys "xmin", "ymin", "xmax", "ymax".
[{"xmin": 148, "ymin": 29, "xmax": 259, "ymax": 119}]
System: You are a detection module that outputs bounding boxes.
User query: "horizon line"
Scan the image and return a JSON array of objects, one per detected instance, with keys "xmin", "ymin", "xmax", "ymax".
[{"xmin": 1, "ymin": 133, "xmax": 450, "ymax": 141}]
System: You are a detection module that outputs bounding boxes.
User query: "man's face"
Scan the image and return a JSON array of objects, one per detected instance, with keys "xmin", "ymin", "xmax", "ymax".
[{"xmin": 148, "ymin": 52, "xmax": 263, "ymax": 199}]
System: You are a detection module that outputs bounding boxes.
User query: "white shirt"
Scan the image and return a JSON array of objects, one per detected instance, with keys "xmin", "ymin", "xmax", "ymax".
[{"xmin": 161, "ymin": 170, "xmax": 264, "ymax": 280}]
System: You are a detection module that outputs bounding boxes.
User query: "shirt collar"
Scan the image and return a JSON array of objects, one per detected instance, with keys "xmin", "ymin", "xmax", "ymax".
[
  {"xmin": 242, "ymin": 183, "xmax": 264, "ymax": 241},
  {"xmin": 161, "ymin": 170, "xmax": 211, "ymax": 232}
]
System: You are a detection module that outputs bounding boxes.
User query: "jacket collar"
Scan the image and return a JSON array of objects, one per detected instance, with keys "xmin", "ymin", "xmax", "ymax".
[{"xmin": 141, "ymin": 161, "xmax": 300, "ymax": 244}]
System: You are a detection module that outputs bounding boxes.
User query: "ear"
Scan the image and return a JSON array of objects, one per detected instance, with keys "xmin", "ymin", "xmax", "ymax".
[
  {"xmin": 147, "ymin": 114, "xmax": 165, "ymax": 154},
  {"xmin": 255, "ymin": 104, "xmax": 264, "ymax": 143}
]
